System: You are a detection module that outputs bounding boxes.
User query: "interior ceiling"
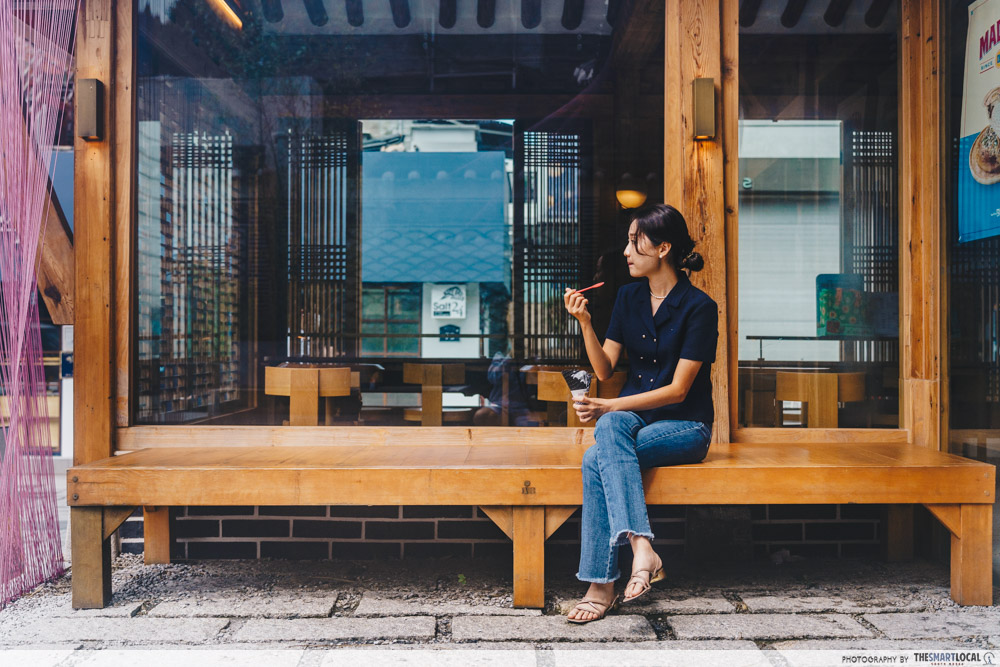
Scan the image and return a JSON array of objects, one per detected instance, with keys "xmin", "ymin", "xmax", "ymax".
[{"xmin": 244, "ymin": 0, "xmax": 615, "ymax": 36}]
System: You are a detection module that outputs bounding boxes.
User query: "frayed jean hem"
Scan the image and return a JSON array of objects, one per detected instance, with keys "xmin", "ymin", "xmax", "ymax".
[
  {"xmin": 575, "ymin": 572, "xmax": 622, "ymax": 584},
  {"xmin": 610, "ymin": 529, "xmax": 654, "ymax": 548}
]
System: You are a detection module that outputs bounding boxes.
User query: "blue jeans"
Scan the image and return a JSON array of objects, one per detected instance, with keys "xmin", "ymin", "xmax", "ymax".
[{"xmin": 576, "ymin": 411, "xmax": 712, "ymax": 583}]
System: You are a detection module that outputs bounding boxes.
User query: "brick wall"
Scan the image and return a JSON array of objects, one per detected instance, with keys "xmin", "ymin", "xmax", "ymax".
[{"xmin": 118, "ymin": 503, "xmax": 882, "ymax": 560}]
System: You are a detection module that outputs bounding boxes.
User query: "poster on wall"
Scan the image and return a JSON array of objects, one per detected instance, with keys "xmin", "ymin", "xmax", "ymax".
[
  {"xmin": 960, "ymin": 0, "xmax": 1000, "ymax": 242},
  {"xmin": 432, "ymin": 285, "xmax": 466, "ymax": 319}
]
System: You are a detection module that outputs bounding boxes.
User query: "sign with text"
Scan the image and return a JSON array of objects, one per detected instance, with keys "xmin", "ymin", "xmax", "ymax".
[{"xmin": 960, "ymin": 0, "xmax": 1000, "ymax": 242}]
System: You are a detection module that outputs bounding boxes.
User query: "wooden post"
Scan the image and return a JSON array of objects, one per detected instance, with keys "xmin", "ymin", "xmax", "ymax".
[
  {"xmin": 72, "ymin": 0, "xmax": 118, "ymax": 609},
  {"xmin": 512, "ymin": 506, "xmax": 545, "ymax": 608},
  {"xmin": 143, "ymin": 506, "xmax": 171, "ymax": 564},
  {"xmin": 71, "ymin": 507, "xmax": 112, "ymax": 609},
  {"xmin": 899, "ymin": 0, "xmax": 945, "ymax": 450},
  {"xmin": 950, "ymin": 505, "xmax": 993, "ymax": 606},
  {"xmin": 664, "ymin": 0, "xmax": 735, "ymax": 443}
]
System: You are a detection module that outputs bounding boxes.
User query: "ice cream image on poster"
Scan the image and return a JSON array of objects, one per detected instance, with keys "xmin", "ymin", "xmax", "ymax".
[
  {"xmin": 562, "ymin": 369, "xmax": 592, "ymax": 401},
  {"xmin": 959, "ymin": 0, "xmax": 1000, "ymax": 242}
]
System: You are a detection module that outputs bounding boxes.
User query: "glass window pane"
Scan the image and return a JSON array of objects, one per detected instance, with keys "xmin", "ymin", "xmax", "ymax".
[
  {"xmin": 737, "ymin": 4, "xmax": 900, "ymax": 429},
  {"xmin": 135, "ymin": 1, "xmax": 664, "ymax": 427}
]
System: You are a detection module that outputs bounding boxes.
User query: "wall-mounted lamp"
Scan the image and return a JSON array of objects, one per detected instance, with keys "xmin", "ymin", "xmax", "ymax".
[
  {"xmin": 615, "ymin": 173, "xmax": 647, "ymax": 209},
  {"xmin": 76, "ymin": 79, "xmax": 103, "ymax": 142},
  {"xmin": 209, "ymin": 0, "xmax": 244, "ymax": 29},
  {"xmin": 693, "ymin": 77, "xmax": 716, "ymax": 141}
]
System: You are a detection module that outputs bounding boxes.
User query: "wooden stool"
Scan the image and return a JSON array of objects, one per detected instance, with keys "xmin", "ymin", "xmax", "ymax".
[
  {"xmin": 536, "ymin": 370, "xmax": 627, "ymax": 427},
  {"xmin": 264, "ymin": 365, "xmax": 351, "ymax": 426},
  {"xmin": 402, "ymin": 362, "xmax": 474, "ymax": 426},
  {"xmin": 775, "ymin": 371, "xmax": 866, "ymax": 428}
]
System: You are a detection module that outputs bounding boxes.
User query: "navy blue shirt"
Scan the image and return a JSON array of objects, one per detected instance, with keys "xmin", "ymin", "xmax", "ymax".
[{"xmin": 605, "ymin": 273, "xmax": 719, "ymax": 425}]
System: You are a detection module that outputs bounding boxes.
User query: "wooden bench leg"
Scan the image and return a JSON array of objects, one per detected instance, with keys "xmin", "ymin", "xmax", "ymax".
[
  {"xmin": 882, "ymin": 504, "xmax": 914, "ymax": 561},
  {"xmin": 71, "ymin": 507, "xmax": 112, "ymax": 609},
  {"xmin": 925, "ymin": 503, "xmax": 993, "ymax": 606},
  {"xmin": 512, "ymin": 506, "xmax": 545, "ymax": 608},
  {"xmin": 143, "ymin": 506, "xmax": 171, "ymax": 564}
]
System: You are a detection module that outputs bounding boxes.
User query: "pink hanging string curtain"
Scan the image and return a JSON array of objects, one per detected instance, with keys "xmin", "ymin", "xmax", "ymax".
[{"xmin": 0, "ymin": 0, "xmax": 78, "ymax": 608}]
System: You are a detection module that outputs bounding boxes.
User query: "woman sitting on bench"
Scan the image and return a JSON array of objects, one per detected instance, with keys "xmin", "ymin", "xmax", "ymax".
[{"xmin": 563, "ymin": 203, "xmax": 719, "ymax": 624}]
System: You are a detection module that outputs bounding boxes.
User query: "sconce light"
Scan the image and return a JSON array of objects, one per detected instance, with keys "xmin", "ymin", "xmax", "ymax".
[
  {"xmin": 693, "ymin": 77, "xmax": 716, "ymax": 140},
  {"xmin": 615, "ymin": 173, "xmax": 647, "ymax": 209},
  {"xmin": 76, "ymin": 79, "xmax": 103, "ymax": 142},
  {"xmin": 209, "ymin": 0, "xmax": 244, "ymax": 29}
]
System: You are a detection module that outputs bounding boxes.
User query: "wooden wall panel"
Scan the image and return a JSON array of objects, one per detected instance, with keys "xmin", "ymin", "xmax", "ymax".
[
  {"xmin": 899, "ymin": 0, "xmax": 945, "ymax": 449},
  {"xmin": 74, "ymin": 0, "xmax": 116, "ymax": 465},
  {"xmin": 664, "ymin": 0, "xmax": 733, "ymax": 442}
]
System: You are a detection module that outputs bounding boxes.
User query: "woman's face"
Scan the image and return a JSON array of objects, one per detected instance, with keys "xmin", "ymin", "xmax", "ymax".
[{"xmin": 624, "ymin": 220, "xmax": 669, "ymax": 278}]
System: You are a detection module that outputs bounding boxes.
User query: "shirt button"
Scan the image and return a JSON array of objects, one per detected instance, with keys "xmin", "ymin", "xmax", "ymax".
[
  {"xmin": 642, "ymin": 334, "xmax": 646, "ymax": 339},
  {"xmin": 640, "ymin": 356, "xmax": 644, "ymax": 360},
  {"xmin": 653, "ymin": 359, "xmax": 657, "ymax": 363},
  {"xmin": 653, "ymin": 338, "xmax": 657, "ymax": 343},
  {"xmin": 650, "ymin": 378, "xmax": 654, "ymax": 382},
  {"xmin": 638, "ymin": 374, "xmax": 642, "ymax": 379}
]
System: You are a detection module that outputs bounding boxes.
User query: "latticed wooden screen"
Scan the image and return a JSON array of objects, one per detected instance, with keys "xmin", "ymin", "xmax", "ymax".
[
  {"xmin": 137, "ymin": 131, "xmax": 241, "ymax": 421},
  {"xmin": 844, "ymin": 128, "xmax": 898, "ymax": 365},
  {"xmin": 514, "ymin": 123, "xmax": 592, "ymax": 360},
  {"xmin": 283, "ymin": 124, "xmax": 361, "ymax": 358}
]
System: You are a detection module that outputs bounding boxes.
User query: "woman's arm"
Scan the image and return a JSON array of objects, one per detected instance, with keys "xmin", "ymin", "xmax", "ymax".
[
  {"xmin": 573, "ymin": 359, "xmax": 702, "ymax": 422},
  {"xmin": 564, "ymin": 288, "xmax": 621, "ymax": 380}
]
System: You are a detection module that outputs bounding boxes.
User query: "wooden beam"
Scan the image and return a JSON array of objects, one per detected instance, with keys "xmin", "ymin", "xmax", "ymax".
[
  {"xmin": 74, "ymin": 0, "xmax": 116, "ymax": 466},
  {"xmin": 899, "ymin": 0, "xmax": 945, "ymax": 449},
  {"xmin": 114, "ymin": 0, "xmax": 135, "ymax": 427},
  {"xmin": 665, "ymin": 0, "xmax": 733, "ymax": 443},
  {"xmin": 37, "ymin": 172, "xmax": 74, "ymax": 325}
]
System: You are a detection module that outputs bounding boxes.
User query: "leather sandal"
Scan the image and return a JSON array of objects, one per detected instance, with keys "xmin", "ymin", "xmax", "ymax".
[
  {"xmin": 622, "ymin": 558, "xmax": 665, "ymax": 603},
  {"xmin": 566, "ymin": 594, "xmax": 621, "ymax": 624}
]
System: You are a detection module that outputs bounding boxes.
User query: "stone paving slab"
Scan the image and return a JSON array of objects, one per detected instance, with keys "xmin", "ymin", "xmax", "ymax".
[
  {"xmin": 741, "ymin": 591, "xmax": 928, "ymax": 614},
  {"xmin": 39, "ymin": 596, "xmax": 145, "ymax": 618},
  {"xmin": 668, "ymin": 613, "xmax": 873, "ymax": 640},
  {"xmin": 353, "ymin": 595, "xmax": 541, "ymax": 617},
  {"xmin": 0, "ymin": 618, "xmax": 230, "ymax": 645},
  {"xmin": 451, "ymin": 615, "xmax": 656, "ymax": 642},
  {"xmin": 0, "ymin": 649, "xmax": 76, "ymax": 667},
  {"xmin": 148, "ymin": 592, "xmax": 338, "ymax": 618},
  {"xmin": 67, "ymin": 649, "xmax": 306, "ymax": 666},
  {"xmin": 230, "ymin": 616, "xmax": 437, "ymax": 642},
  {"xmin": 319, "ymin": 649, "xmax": 537, "ymax": 666},
  {"xmin": 549, "ymin": 646, "xmax": 768, "ymax": 666},
  {"xmin": 553, "ymin": 593, "xmax": 734, "ymax": 616},
  {"xmin": 863, "ymin": 610, "xmax": 1000, "ymax": 639},
  {"xmin": 542, "ymin": 640, "xmax": 760, "ymax": 650},
  {"xmin": 769, "ymin": 639, "xmax": 995, "ymax": 650}
]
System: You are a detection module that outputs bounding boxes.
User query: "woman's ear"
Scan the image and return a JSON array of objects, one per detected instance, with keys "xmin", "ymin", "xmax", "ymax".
[{"xmin": 659, "ymin": 242, "xmax": 671, "ymax": 260}]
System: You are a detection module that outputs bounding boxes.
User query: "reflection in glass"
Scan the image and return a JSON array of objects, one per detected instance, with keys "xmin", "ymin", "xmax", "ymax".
[
  {"xmin": 737, "ymin": 2, "xmax": 900, "ymax": 429},
  {"xmin": 135, "ymin": 0, "xmax": 664, "ymax": 426}
]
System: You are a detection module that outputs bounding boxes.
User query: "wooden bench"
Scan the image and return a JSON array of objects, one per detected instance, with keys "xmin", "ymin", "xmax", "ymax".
[{"xmin": 67, "ymin": 428, "xmax": 995, "ymax": 609}]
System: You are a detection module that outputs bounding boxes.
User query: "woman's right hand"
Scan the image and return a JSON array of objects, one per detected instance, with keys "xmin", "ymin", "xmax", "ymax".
[{"xmin": 564, "ymin": 288, "xmax": 591, "ymax": 325}]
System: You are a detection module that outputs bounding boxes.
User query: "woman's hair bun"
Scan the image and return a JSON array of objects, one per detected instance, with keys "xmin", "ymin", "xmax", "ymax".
[{"xmin": 680, "ymin": 251, "xmax": 704, "ymax": 272}]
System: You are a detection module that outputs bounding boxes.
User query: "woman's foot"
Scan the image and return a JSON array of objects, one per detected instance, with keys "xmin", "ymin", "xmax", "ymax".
[
  {"xmin": 566, "ymin": 582, "xmax": 617, "ymax": 623},
  {"xmin": 624, "ymin": 537, "xmax": 663, "ymax": 602}
]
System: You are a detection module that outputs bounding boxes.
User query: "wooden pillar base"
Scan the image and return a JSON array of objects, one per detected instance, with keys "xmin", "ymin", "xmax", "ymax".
[
  {"xmin": 71, "ymin": 507, "xmax": 112, "ymax": 609},
  {"xmin": 512, "ymin": 506, "xmax": 545, "ymax": 608},
  {"xmin": 143, "ymin": 506, "xmax": 171, "ymax": 564},
  {"xmin": 925, "ymin": 503, "xmax": 993, "ymax": 606}
]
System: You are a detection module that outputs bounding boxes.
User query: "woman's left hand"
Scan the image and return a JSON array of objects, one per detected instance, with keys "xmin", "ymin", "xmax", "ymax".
[{"xmin": 572, "ymin": 396, "xmax": 617, "ymax": 423}]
